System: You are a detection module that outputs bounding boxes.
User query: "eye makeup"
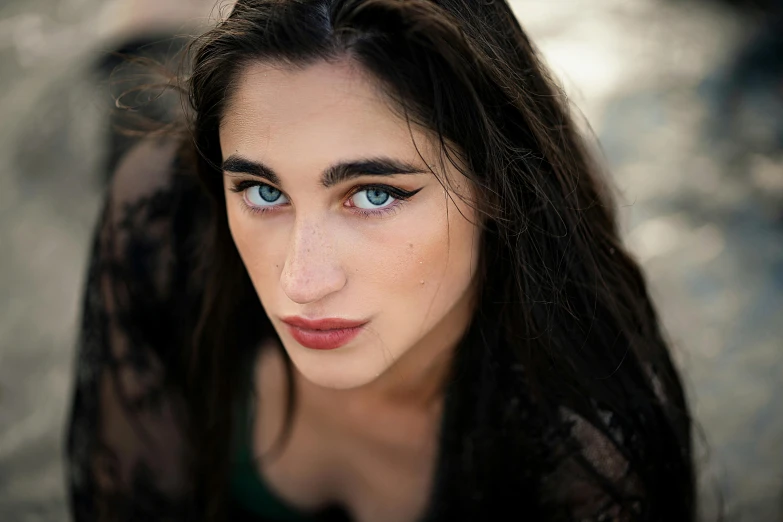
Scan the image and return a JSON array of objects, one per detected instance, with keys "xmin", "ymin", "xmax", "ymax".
[{"xmin": 228, "ymin": 179, "xmax": 423, "ymax": 218}]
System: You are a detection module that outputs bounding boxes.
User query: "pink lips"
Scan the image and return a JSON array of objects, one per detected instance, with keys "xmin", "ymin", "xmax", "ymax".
[{"xmin": 281, "ymin": 316, "xmax": 367, "ymax": 350}]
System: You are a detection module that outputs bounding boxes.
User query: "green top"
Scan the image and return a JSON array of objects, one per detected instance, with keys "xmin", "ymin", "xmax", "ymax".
[
  {"xmin": 230, "ymin": 405, "xmax": 352, "ymax": 521},
  {"xmin": 229, "ymin": 344, "xmax": 315, "ymax": 521},
  {"xmin": 230, "ymin": 431, "xmax": 314, "ymax": 521}
]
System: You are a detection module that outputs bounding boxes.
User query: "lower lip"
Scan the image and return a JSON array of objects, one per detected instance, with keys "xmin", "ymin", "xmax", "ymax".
[{"xmin": 285, "ymin": 324, "xmax": 365, "ymax": 350}]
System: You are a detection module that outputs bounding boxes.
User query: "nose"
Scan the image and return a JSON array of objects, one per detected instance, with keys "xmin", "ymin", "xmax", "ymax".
[{"xmin": 280, "ymin": 217, "xmax": 347, "ymax": 305}]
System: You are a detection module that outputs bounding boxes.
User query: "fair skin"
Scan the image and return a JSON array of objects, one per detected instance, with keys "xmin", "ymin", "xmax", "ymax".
[{"xmin": 219, "ymin": 59, "xmax": 481, "ymax": 522}]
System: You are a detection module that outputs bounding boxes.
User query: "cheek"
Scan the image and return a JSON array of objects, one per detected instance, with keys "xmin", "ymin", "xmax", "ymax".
[
  {"xmin": 226, "ymin": 204, "xmax": 287, "ymax": 290},
  {"xmin": 351, "ymin": 213, "xmax": 443, "ymax": 293},
  {"xmin": 417, "ymin": 204, "xmax": 480, "ymax": 300},
  {"xmin": 358, "ymin": 196, "xmax": 479, "ymax": 317}
]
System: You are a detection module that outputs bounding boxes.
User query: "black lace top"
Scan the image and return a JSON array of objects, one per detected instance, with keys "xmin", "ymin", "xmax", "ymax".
[{"xmin": 66, "ymin": 139, "xmax": 690, "ymax": 522}]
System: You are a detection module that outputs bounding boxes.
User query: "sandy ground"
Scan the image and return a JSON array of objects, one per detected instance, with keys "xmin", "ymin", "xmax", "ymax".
[{"xmin": 1, "ymin": 0, "xmax": 782, "ymax": 520}]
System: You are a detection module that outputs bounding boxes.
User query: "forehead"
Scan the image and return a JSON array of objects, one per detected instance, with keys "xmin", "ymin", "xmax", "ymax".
[{"xmin": 219, "ymin": 60, "xmax": 435, "ymax": 162}]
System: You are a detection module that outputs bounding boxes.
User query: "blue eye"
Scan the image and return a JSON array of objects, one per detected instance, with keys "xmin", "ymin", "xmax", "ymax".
[
  {"xmin": 246, "ymin": 184, "xmax": 288, "ymax": 207},
  {"xmin": 352, "ymin": 188, "xmax": 393, "ymax": 209}
]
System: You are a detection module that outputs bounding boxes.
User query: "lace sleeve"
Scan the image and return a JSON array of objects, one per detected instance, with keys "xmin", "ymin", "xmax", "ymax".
[
  {"xmin": 548, "ymin": 370, "xmax": 691, "ymax": 522},
  {"xmin": 66, "ymin": 139, "xmax": 198, "ymax": 521},
  {"xmin": 549, "ymin": 409, "xmax": 644, "ymax": 522}
]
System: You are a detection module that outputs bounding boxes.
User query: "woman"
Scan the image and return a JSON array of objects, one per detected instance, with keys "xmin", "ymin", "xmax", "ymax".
[{"xmin": 66, "ymin": 1, "xmax": 695, "ymax": 521}]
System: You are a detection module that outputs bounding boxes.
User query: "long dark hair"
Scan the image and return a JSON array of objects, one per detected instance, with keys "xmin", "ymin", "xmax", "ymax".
[{"xmin": 182, "ymin": 0, "xmax": 695, "ymax": 520}]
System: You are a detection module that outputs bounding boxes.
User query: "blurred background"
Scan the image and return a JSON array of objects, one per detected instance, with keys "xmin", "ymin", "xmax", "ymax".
[{"xmin": 0, "ymin": 0, "xmax": 781, "ymax": 520}]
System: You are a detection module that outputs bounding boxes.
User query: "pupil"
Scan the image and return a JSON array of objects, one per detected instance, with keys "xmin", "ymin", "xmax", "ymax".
[
  {"xmin": 367, "ymin": 189, "xmax": 389, "ymax": 206},
  {"xmin": 259, "ymin": 185, "xmax": 280, "ymax": 202}
]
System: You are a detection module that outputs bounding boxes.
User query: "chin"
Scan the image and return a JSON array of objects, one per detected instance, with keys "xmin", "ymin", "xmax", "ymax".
[{"xmin": 284, "ymin": 343, "xmax": 390, "ymax": 391}]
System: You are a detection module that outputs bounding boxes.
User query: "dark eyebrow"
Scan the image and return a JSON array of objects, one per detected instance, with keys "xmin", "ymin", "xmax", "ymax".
[
  {"xmin": 222, "ymin": 155, "xmax": 281, "ymax": 185},
  {"xmin": 322, "ymin": 158, "xmax": 427, "ymax": 187},
  {"xmin": 222, "ymin": 154, "xmax": 427, "ymax": 188}
]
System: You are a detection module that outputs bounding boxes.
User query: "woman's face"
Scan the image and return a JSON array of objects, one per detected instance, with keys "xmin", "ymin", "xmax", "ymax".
[{"xmin": 219, "ymin": 60, "xmax": 481, "ymax": 390}]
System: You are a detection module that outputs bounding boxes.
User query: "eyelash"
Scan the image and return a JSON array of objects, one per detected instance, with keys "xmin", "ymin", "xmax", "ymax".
[{"xmin": 229, "ymin": 180, "xmax": 421, "ymax": 218}]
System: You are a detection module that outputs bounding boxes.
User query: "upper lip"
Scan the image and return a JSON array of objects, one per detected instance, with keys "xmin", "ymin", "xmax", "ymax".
[{"xmin": 281, "ymin": 316, "xmax": 368, "ymax": 331}]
